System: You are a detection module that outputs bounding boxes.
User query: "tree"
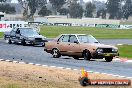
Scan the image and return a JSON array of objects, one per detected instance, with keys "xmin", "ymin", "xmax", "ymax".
[
  {"xmin": 49, "ymin": 0, "xmax": 65, "ymax": 15},
  {"xmin": 84, "ymin": 2, "xmax": 96, "ymax": 18},
  {"xmin": 101, "ymin": 9, "xmax": 106, "ymax": 19},
  {"xmin": 0, "ymin": 4, "xmax": 16, "ymax": 14},
  {"xmin": 4, "ymin": 4, "xmax": 16, "ymax": 14},
  {"xmin": 38, "ymin": 0, "xmax": 47, "ymax": 8},
  {"xmin": 0, "ymin": 0, "xmax": 6, "ymax": 2},
  {"xmin": 69, "ymin": 2, "xmax": 83, "ymax": 18},
  {"xmin": 96, "ymin": 10, "xmax": 101, "ymax": 18},
  {"xmin": 96, "ymin": 9, "xmax": 106, "ymax": 19},
  {"xmin": 107, "ymin": 0, "xmax": 120, "ymax": 19},
  {"xmin": 27, "ymin": 0, "xmax": 38, "ymax": 17},
  {"xmin": 58, "ymin": 8, "xmax": 69, "ymax": 15},
  {"xmin": 18, "ymin": 0, "xmax": 28, "ymax": 19},
  {"xmin": 123, "ymin": 0, "xmax": 132, "ymax": 20},
  {"xmin": 38, "ymin": 6, "xmax": 52, "ymax": 16},
  {"xmin": 18, "ymin": 0, "xmax": 47, "ymax": 19}
]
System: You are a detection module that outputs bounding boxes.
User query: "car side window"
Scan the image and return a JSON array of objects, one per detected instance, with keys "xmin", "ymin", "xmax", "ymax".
[
  {"xmin": 69, "ymin": 35, "xmax": 78, "ymax": 43},
  {"xmin": 13, "ymin": 28, "xmax": 17, "ymax": 32},
  {"xmin": 58, "ymin": 35, "xmax": 69, "ymax": 42},
  {"xmin": 10, "ymin": 30, "xmax": 16, "ymax": 35},
  {"xmin": 16, "ymin": 29, "xmax": 20, "ymax": 34}
]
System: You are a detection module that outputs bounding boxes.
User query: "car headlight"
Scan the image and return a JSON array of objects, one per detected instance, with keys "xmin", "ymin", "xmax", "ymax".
[
  {"xmin": 112, "ymin": 48, "xmax": 118, "ymax": 52},
  {"xmin": 42, "ymin": 38, "xmax": 45, "ymax": 40},
  {"xmin": 42, "ymin": 37, "xmax": 46, "ymax": 40},
  {"xmin": 96, "ymin": 48, "xmax": 103, "ymax": 52}
]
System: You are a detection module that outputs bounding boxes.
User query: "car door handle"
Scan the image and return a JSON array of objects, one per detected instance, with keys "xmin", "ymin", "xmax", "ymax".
[
  {"xmin": 57, "ymin": 43, "xmax": 59, "ymax": 44},
  {"xmin": 68, "ymin": 44, "xmax": 70, "ymax": 45}
]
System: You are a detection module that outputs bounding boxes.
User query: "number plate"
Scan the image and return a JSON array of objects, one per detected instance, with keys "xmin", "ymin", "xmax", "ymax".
[{"xmin": 105, "ymin": 53, "xmax": 110, "ymax": 56}]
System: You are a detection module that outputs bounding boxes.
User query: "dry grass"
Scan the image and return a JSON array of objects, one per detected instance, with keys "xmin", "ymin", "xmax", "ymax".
[{"xmin": 0, "ymin": 61, "xmax": 131, "ymax": 88}]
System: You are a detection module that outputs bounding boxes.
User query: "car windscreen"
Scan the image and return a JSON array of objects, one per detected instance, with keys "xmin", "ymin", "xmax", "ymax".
[
  {"xmin": 77, "ymin": 35, "xmax": 99, "ymax": 43},
  {"xmin": 20, "ymin": 28, "xmax": 39, "ymax": 36}
]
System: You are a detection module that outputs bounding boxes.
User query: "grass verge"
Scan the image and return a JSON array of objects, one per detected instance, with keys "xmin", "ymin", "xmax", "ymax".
[
  {"xmin": 1, "ymin": 26, "xmax": 132, "ymax": 39},
  {"xmin": 118, "ymin": 45, "xmax": 132, "ymax": 59},
  {"xmin": 0, "ymin": 32, "xmax": 3, "ymax": 38},
  {"xmin": 40, "ymin": 26, "xmax": 132, "ymax": 39}
]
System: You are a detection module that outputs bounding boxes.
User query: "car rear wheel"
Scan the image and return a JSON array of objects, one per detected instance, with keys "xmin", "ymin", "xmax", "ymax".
[
  {"xmin": 21, "ymin": 39, "xmax": 26, "ymax": 46},
  {"xmin": 52, "ymin": 48, "xmax": 61, "ymax": 58},
  {"xmin": 83, "ymin": 50, "xmax": 91, "ymax": 61},
  {"xmin": 105, "ymin": 57, "xmax": 113, "ymax": 62}
]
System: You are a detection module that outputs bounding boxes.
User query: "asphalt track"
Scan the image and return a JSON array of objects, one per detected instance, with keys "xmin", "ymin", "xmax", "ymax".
[{"xmin": 0, "ymin": 39, "xmax": 132, "ymax": 78}]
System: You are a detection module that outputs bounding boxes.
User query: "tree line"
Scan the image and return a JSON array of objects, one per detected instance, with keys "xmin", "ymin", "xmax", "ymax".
[
  {"xmin": 0, "ymin": 0, "xmax": 132, "ymax": 20},
  {"xmin": 0, "ymin": 0, "xmax": 16, "ymax": 14},
  {"xmin": 34, "ymin": 0, "xmax": 132, "ymax": 20}
]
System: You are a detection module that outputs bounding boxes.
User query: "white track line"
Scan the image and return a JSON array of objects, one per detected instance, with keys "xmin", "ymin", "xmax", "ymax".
[
  {"xmin": 42, "ymin": 65, "xmax": 48, "ymax": 67},
  {"xmin": 35, "ymin": 64, "xmax": 41, "ymax": 66},
  {"xmin": 19, "ymin": 62, "xmax": 25, "ymax": 64},
  {"xmin": 28, "ymin": 63, "xmax": 34, "ymax": 65},
  {"xmin": 13, "ymin": 61, "xmax": 18, "ymax": 63},
  {"xmin": 0, "ymin": 59, "xmax": 132, "ymax": 79},
  {"xmin": 50, "ymin": 66, "xmax": 56, "ymax": 68},
  {"xmin": 5, "ymin": 60, "xmax": 11, "ymax": 62}
]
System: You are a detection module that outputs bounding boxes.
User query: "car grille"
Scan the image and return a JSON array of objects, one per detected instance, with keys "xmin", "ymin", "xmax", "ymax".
[
  {"xmin": 103, "ymin": 48, "xmax": 112, "ymax": 53},
  {"xmin": 35, "ymin": 38, "xmax": 42, "ymax": 42}
]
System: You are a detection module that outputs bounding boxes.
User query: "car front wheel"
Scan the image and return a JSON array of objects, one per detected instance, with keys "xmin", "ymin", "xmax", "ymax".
[
  {"xmin": 105, "ymin": 57, "xmax": 113, "ymax": 62},
  {"xmin": 83, "ymin": 50, "xmax": 91, "ymax": 60},
  {"xmin": 52, "ymin": 48, "xmax": 61, "ymax": 58},
  {"xmin": 8, "ymin": 39, "xmax": 12, "ymax": 44}
]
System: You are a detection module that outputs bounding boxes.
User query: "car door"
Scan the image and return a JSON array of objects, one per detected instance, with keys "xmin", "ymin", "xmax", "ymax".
[
  {"xmin": 10, "ymin": 29, "xmax": 16, "ymax": 41},
  {"xmin": 68, "ymin": 35, "xmax": 81, "ymax": 56},
  {"xmin": 56, "ymin": 35, "xmax": 70, "ymax": 55},
  {"xmin": 15, "ymin": 29, "xmax": 21, "ymax": 43}
]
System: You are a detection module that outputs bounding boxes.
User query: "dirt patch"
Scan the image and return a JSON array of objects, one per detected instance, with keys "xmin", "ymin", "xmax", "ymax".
[{"xmin": 0, "ymin": 61, "xmax": 131, "ymax": 88}]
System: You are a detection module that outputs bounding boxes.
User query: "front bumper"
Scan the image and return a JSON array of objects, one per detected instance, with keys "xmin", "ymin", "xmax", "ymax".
[
  {"xmin": 93, "ymin": 52, "xmax": 119, "ymax": 59},
  {"xmin": 25, "ymin": 40, "xmax": 47, "ymax": 45}
]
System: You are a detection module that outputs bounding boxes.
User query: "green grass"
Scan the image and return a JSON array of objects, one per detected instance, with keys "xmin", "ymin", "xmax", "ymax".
[
  {"xmin": 1, "ymin": 84, "xmax": 21, "ymax": 88},
  {"xmin": 0, "ymin": 32, "xmax": 3, "ymax": 38},
  {"xmin": 118, "ymin": 45, "xmax": 132, "ymax": 59},
  {"xmin": 40, "ymin": 26, "xmax": 132, "ymax": 39},
  {"xmin": 0, "ymin": 26, "xmax": 132, "ymax": 39}
]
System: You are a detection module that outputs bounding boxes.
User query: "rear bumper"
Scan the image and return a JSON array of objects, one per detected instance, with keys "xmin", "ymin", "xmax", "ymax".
[{"xmin": 92, "ymin": 52, "xmax": 119, "ymax": 59}]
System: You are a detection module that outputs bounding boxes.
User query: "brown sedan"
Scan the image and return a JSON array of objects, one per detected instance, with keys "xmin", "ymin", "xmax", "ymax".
[{"xmin": 44, "ymin": 34, "xmax": 119, "ymax": 62}]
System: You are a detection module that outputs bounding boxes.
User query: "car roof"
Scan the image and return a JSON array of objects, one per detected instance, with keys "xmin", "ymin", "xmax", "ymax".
[{"xmin": 17, "ymin": 27, "xmax": 33, "ymax": 29}]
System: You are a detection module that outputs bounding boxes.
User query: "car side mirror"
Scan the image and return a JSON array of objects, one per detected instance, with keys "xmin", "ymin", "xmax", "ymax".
[
  {"xmin": 16, "ymin": 30, "xmax": 20, "ymax": 34},
  {"xmin": 74, "ymin": 41, "xmax": 79, "ymax": 44}
]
